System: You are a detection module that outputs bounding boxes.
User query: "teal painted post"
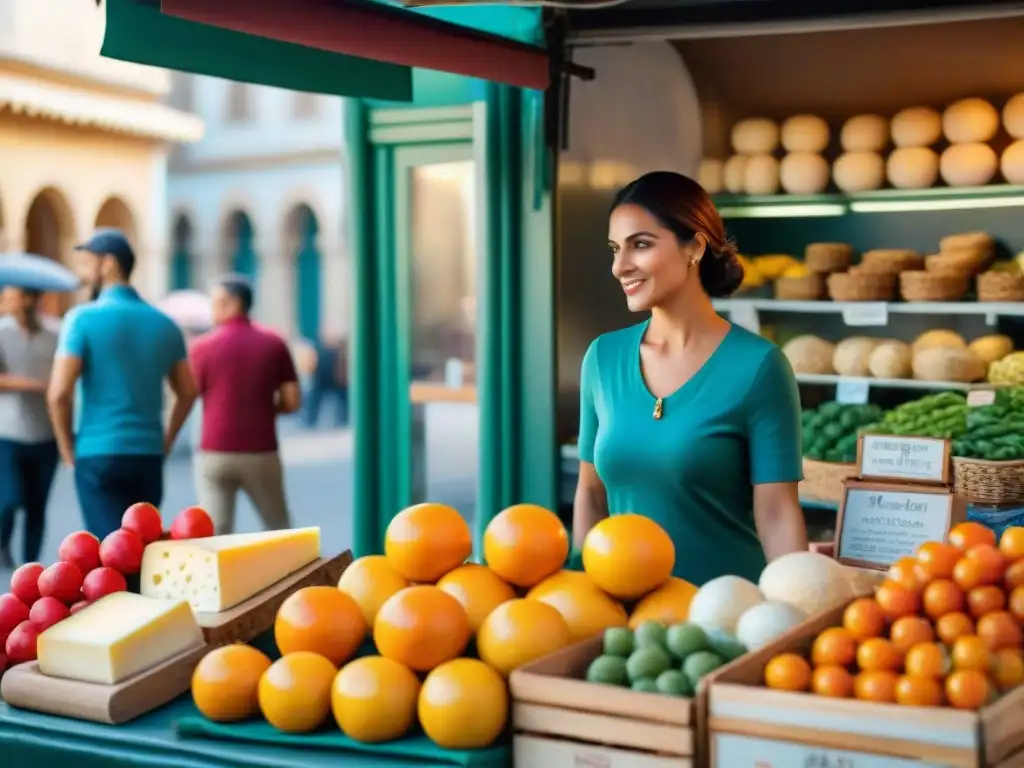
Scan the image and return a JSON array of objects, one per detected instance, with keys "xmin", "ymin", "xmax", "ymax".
[
  {"xmin": 295, "ymin": 211, "xmax": 322, "ymax": 340},
  {"xmin": 231, "ymin": 214, "xmax": 258, "ymax": 281}
]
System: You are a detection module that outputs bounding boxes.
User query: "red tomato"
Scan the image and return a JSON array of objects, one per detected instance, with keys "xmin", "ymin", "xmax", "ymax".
[
  {"xmin": 9, "ymin": 563, "xmax": 44, "ymax": 606},
  {"xmin": 28, "ymin": 596, "xmax": 70, "ymax": 632},
  {"xmin": 99, "ymin": 529, "xmax": 145, "ymax": 575},
  {"xmin": 57, "ymin": 531, "xmax": 101, "ymax": 575},
  {"xmin": 6, "ymin": 621, "xmax": 39, "ymax": 664},
  {"xmin": 82, "ymin": 567, "xmax": 128, "ymax": 602},
  {"xmin": 0, "ymin": 593, "xmax": 30, "ymax": 635},
  {"xmin": 121, "ymin": 503, "xmax": 163, "ymax": 544},
  {"xmin": 170, "ymin": 506, "xmax": 214, "ymax": 540},
  {"xmin": 37, "ymin": 562, "xmax": 84, "ymax": 604}
]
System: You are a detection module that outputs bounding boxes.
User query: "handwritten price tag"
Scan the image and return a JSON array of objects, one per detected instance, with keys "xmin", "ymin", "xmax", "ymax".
[
  {"xmin": 841, "ymin": 302, "xmax": 889, "ymax": 327},
  {"xmin": 836, "ymin": 378, "xmax": 870, "ymax": 404},
  {"xmin": 967, "ymin": 389, "xmax": 997, "ymax": 407}
]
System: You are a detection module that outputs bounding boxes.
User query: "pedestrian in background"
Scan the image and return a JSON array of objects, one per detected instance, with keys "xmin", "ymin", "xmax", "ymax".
[
  {"xmin": 0, "ymin": 287, "xmax": 58, "ymax": 567},
  {"xmin": 190, "ymin": 275, "xmax": 300, "ymax": 534},
  {"xmin": 48, "ymin": 229, "xmax": 197, "ymax": 539},
  {"xmin": 302, "ymin": 333, "xmax": 349, "ymax": 428}
]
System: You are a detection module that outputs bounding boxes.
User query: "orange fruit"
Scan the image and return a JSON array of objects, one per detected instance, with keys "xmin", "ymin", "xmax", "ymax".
[
  {"xmin": 895, "ymin": 675, "xmax": 943, "ymax": 707},
  {"xmin": 527, "ymin": 572, "xmax": 628, "ymax": 641},
  {"xmin": 629, "ymin": 577, "xmax": 698, "ymax": 629},
  {"xmin": 999, "ymin": 526, "xmax": 1024, "ymax": 562},
  {"xmin": 843, "ymin": 598, "xmax": 886, "ymax": 640},
  {"xmin": 811, "ymin": 627, "xmax": 857, "ymax": 667},
  {"xmin": 764, "ymin": 653, "xmax": 811, "ymax": 692},
  {"xmin": 964, "ymin": 544, "xmax": 1006, "ymax": 585},
  {"xmin": 922, "ymin": 579, "xmax": 964, "ymax": 619},
  {"xmin": 1010, "ymin": 585, "xmax": 1024, "ymax": 622},
  {"xmin": 945, "ymin": 669, "xmax": 991, "ymax": 710},
  {"xmin": 418, "ymin": 658, "xmax": 508, "ymax": 749},
  {"xmin": 953, "ymin": 557, "xmax": 987, "ymax": 592},
  {"xmin": 337, "ymin": 555, "xmax": 409, "ymax": 630},
  {"xmin": 904, "ymin": 642, "xmax": 949, "ymax": 678},
  {"xmin": 331, "ymin": 656, "xmax": 420, "ymax": 743},
  {"xmin": 477, "ymin": 599, "xmax": 571, "ymax": 677},
  {"xmin": 811, "ymin": 665, "xmax": 854, "ymax": 698},
  {"xmin": 374, "ymin": 586, "xmax": 470, "ymax": 672},
  {"xmin": 888, "ymin": 557, "xmax": 925, "ymax": 591},
  {"xmin": 258, "ymin": 651, "xmax": 336, "ymax": 732},
  {"xmin": 436, "ymin": 564, "xmax": 516, "ymax": 634},
  {"xmin": 191, "ymin": 644, "xmax": 272, "ymax": 722},
  {"xmin": 853, "ymin": 670, "xmax": 898, "ymax": 703},
  {"xmin": 275, "ymin": 586, "xmax": 366, "ymax": 666},
  {"xmin": 916, "ymin": 542, "xmax": 960, "ymax": 580},
  {"xmin": 1005, "ymin": 560, "xmax": 1024, "ymax": 591},
  {"xmin": 890, "ymin": 616, "xmax": 934, "ymax": 653},
  {"xmin": 483, "ymin": 504, "xmax": 569, "ymax": 588},
  {"xmin": 949, "ymin": 522, "xmax": 997, "ymax": 552},
  {"xmin": 936, "ymin": 612, "xmax": 975, "ymax": 645},
  {"xmin": 951, "ymin": 635, "xmax": 992, "ymax": 672},
  {"xmin": 992, "ymin": 648, "xmax": 1024, "ymax": 691},
  {"xmin": 977, "ymin": 611, "xmax": 1024, "ymax": 651},
  {"xmin": 857, "ymin": 638, "xmax": 903, "ymax": 672},
  {"xmin": 876, "ymin": 580, "xmax": 921, "ymax": 620},
  {"xmin": 967, "ymin": 585, "xmax": 1006, "ymax": 618},
  {"xmin": 384, "ymin": 503, "xmax": 472, "ymax": 582},
  {"xmin": 581, "ymin": 514, "xmax": 675, "ymax": 600}
]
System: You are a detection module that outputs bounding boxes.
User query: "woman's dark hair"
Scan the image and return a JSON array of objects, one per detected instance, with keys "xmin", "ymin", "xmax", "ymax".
[{"xmin": 611, "ymin": 171, "xmax": 743, "ymax": 298}]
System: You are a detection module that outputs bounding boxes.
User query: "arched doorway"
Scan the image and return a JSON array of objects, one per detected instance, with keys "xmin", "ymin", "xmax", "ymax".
[
  {"xmin": 94, "ymin": 196, "xmax": 137, "ymax": 244},
  {"xmin": 224, "ymin": 211, "xmax": 257, "ymax": 281},
  {"xmin": 286, "ymin": 204, "xmax": 321, "ymax": 340},
  {"xmin": 170, "ymin": 214, "xmax": 194, "ymax": 290},
  {"xmin": 24, "ymin": 187, "xmax": 75, "ymax": 316}
]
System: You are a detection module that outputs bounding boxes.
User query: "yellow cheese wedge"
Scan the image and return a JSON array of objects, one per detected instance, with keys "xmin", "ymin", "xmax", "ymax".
[
  {"xmin": 139, "ymin": 527, "xmax": 321, "ymax": 612},
  {"xmin": 37, "ymin": 592, "xmax": 204, "ymax": 685}
]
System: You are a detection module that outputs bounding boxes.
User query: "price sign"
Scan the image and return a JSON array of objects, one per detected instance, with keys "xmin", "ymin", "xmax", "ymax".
[
  {"xmin": 858, "ymin": 435, "xmax": 949, "ymax": 484},
  {"xmin": 841, "ymin": 302, "xmax": 889, "ymax": 327},
  {"xmin": 713, "ymin": 732, "xmax": 945, "ymax": 768},
  {"xmin": 730, "ymin": 303, "xmax": 761, "ymax": 334},
  {"xmin": 836, "ymin": 378, "xmax": 870, "ymax": 404},
  {"xmin": 967, "ymin": 389, "xmax": 997, "ymax": 407}
]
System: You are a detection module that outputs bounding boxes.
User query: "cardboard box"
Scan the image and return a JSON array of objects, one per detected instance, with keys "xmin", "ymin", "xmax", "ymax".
[{"xmin": 707, "ymin": 602, "xmax": 1024, "ymax": 767}]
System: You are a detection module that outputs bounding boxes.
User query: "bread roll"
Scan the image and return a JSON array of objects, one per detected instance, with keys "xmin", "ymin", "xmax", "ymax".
[
  {"xmin": 1001, "ymin": 140, "xmax": 1024, "ymax": 184},
  {"xmin": 886, "ymin": 147, "xmax": 939, "ymax": 189},
  {"xmin": 840, "ymin": 115, "xmax": 888, "ymax": 152},
  {"xmin": 698, "ymin": 159, "xmax": 725, "ymax": 194},
  {"xmin": 779, "ymin": 153, "xmax": 830, "ymax": 194},
  {"xmin": 723, "ymin": 155, "xmax": 748, "ymax": 194},
  {"xmin": 743, "ymin": 155, "xmax": 780, "ymax": 195},
  {"xmin": 943, "ymin": 98, "xmax": 1000, "ymax": 144},
  {"xmin": 891, "ymin": 107, "xmax": 942, "ymax": 148},
  {"xmin": 1004, "ymin": 93, "xmax": 1024, "ymax": 140},
  {"xmin": 731, "ymin": 118, "xmax": 780, "ymax": 155},
  {"xmin": 940, "ymin": 143, "xmax": 999, "ymax": 187},
  {"xmin": 780, "ymin": 115, "xmax": 830, "ymax": 153},
  {"xmin": 833, "ymin": 152, "xmax": 885, "ymax": 193}
]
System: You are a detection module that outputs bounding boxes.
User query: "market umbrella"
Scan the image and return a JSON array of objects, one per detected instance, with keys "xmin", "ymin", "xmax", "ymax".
[
  {"xmin": 157, "ymin": 289, "xmax": 212, "ymax": 331},
  {"xmin": 0, "ymin": 252, "xmax": 79, "ymax": 292}
]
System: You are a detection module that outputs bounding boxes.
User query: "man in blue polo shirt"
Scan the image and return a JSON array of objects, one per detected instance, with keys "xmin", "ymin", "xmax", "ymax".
[{"xmin": 48, "ymin": 229, "xmax": 198, "ymax": 538}]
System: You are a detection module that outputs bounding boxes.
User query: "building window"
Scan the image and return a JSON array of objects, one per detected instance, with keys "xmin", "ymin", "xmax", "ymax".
[
  {"xmin": 225, "ymin": 82, "xmax": 252, "ymax": 123},
  {"xmin": 291, "ymin": 91, "xmax": 320, "ymax": 121}
]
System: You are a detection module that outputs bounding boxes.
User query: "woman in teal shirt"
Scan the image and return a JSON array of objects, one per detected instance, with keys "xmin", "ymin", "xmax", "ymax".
[{"xmin": 574, "ymin": 171, "xmax": 808, "ymax": 586}]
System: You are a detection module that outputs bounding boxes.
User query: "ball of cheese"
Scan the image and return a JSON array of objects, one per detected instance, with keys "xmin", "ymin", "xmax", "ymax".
[
  {"xmin": 833, "ymin": 337, "xmax": 882, "ymax": 377},
  {"xmin": 940, "ymin": 143, "xmax": 999, "ymax": 187},
  {"xmin": 779, "ymin": 152, "xmax": 829, "ymax": 194},
  {"xmin": 731, "ymin": 118, "xmax": 780, "ymax": 155},
  {"xmin": 1004, "ymin": 93, "xmax": 1024, "ymax": 140},
  {"xmin": 833, "ymin": 151, "xmax": 885, "ymax": 193},
  {"xmin": 868, "ymin": 341, "xmax": 912, "ymax": 379},
  {"xmin": 698, "ymin": 159, "xmax": 725, "ymax": 194},
  {"xmin": 943, "ymin": 98, "xmax": 1000, "ymax": 144},
  {"xmin": 886, "ymin": 147, "xmax": 940, "ymax": 189},
  {"xmin": 891, "ymin": 106, "xmax": 942, "ymax": 148},
  {"xmin": 969, "ymin": 334, "xmax": 1014, "ymax": 366},
  {"xmin": 912, "ymin": 329, "xmax": 967, "ymax": 356},
  {"xmin": 782, "ymin": 335, "xmax": 835, "ymax": 375},
  {"xmin": 743, "ymin": 154, "xmax": 780, "ymax": 195},
  {"xmin": 781, "ymin": 115, "xmax": 830, "ymax": 153},
  {"xmin": 1001, "ymin": 140, "xmax": 1024, "ymax": 185},
  {"xmin": 723, "ymin": 155, "xmax": 748, "ymax": 194},
  {"xmin": 840, "ymin": 114, "xmax": 888, "ymax": 152},
  {"xmin": 913, "ymin": 348, "xmax": 986, "ymax": 383}
]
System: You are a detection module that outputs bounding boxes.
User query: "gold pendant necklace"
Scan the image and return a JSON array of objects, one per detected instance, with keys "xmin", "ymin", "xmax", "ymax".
[{"xmin": 653, "ymin": 397, "xmax": 664, "ymax": 420}]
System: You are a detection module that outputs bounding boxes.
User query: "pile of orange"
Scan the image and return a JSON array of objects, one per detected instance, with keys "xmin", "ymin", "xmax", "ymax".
[{"xmin": 764, "ymin": 523, "xmax": 1024, "ymax": 710}]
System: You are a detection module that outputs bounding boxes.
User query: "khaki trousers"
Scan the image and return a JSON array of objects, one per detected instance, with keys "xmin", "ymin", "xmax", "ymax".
[{"xmin": 194, "ymin": 451, "xmax": 292, "ymax": 535}]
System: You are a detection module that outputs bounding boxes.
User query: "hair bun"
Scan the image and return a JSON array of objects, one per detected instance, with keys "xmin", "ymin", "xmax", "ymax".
[{"xmin": 700, "ymin": 245, "xmax": 744, "ymax": 298}]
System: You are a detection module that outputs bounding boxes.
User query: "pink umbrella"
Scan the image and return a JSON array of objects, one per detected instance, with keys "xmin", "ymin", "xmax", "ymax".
[{"xmin": 157, "ymin": 290, "xmax": 212, "ymax": 331}]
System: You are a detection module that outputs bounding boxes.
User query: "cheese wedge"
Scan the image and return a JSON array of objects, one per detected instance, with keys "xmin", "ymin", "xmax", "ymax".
[
  {"xmin": 37, "ymin": 592, "xmax": 204, "ymax": 685},
  {"xmin": 140, "ymin": 527, "xmax": 321, "ymax": 612}
]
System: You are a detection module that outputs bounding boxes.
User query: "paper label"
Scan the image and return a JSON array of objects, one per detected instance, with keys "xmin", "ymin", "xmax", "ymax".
[
  {"xmin": 836, "ymin": 378, "xmax": 870, "ymax": 404},
  {"xmin": 967, "ymin": 389, "xmax": 997, "ymax": 407},
  {"xmin": 858, "ymin": 435, "xmax": 947, "ymax": 482},
  {"xmin": 838, "ymin": 488, "xmax": 952, "ymax": 566},
  {"xmin": 730, "ymin": 303, "xmax": 761, "ymax": 334},
  {"xmin": 714, "ymin": 733, "xmax": 945, "ymax": 768},
  {"xmin": 841, "ymin": 303, "xmax": 889, "ymax": 327}
]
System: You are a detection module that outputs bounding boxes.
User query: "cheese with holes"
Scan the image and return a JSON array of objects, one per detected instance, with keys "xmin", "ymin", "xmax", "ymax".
[
  {"xmin": 37, "ymin": 592, "xmax": 204, "ymax": 684},
  {"xmin": 140, "ymin": 527, "xmax": 321, "ymax": 612}
]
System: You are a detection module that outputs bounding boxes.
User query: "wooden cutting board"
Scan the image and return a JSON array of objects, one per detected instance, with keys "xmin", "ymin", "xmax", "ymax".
[{"xmin": 0, "ymin": 642, "xmax": 208, "ymax": 724}]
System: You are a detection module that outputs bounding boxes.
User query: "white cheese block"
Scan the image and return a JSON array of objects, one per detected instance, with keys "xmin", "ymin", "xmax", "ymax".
[
  {"xmin": 943, "ymin": 98, "xmax": 1000, "ymax": 144},
  {"xmin": 891, "ymin": 106, "xmax": 942, "ymax": 148},
  {"xmin": 37, "ymin": 592, "xmax": 204, "ymax": 685},
  {"xmin": 140, "ymin": 527, "xmax": 321, "ymax": 612},
  {"xmin": 1005, "ymin": 93, "xmax": 1024, "ymax": 140}
]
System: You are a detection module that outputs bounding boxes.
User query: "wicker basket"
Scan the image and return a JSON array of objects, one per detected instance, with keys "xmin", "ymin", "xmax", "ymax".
[
  {"xmin": 952, "ymin": 457, "xmax": 1024, "ymax": 504},
  {"xmin": 805, "ymin": 243, "xmax": 853, "ymax": 274},
  {"xmin": 978, "ymin": 270, "xmax": 1024, "ymax": 302},
  {"xmin": 860, "ymin": 249, "xmax": 924, "ymax": 273},
  {"xmin": 775, "ymin": 273, "xmax": 826, "ymax": 300},
  {"xmin": 827, "ymin": 271, "xmax": 896, "ymax": 301},
  {"xmin": 925, "ymin": 247, "xmax": 991, "ymax": 276},
  {"xmin": 801, "ymin": 458, "xmax": 858, "ymax": 504},
  {"xmin": 899, "ymin": 271, "xmax": 969, "ymax": 302}
]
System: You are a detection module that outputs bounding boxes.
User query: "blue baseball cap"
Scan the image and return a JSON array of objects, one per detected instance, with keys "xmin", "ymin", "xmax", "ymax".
[{"xmin": 75, "ymin": 228, "xmax": 136, "ymax": 277}]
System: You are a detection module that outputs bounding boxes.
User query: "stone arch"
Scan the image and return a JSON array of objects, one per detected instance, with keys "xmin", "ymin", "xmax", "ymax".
[
  {"xmin": 170, "ymin": 213, "xmax": 194, "ymax": 291},
  {"xmin": 285, "ymin": 203, "xmax": 321, "ymax": 341},
  {"xmin": 94, "ymin": 196, "xmax": 138, "ymax": 244},
  {"xmin": 24, "ymin": 186, "xmax": 76, "ymax": 315},
  {"xmin": 221, "ymin": 209, "xmax": 258, "ymax": 282}
]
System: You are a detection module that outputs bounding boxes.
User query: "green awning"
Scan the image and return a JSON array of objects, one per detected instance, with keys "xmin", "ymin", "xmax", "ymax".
[{"xmin": 102, "ymin": 0, "xmax": 412, "ymax": 101}]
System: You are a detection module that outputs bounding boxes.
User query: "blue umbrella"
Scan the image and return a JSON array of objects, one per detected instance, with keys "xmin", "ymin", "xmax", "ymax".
[{"xmin": 0, "ymin": 252, "xmax": 80, "ymax": 292}]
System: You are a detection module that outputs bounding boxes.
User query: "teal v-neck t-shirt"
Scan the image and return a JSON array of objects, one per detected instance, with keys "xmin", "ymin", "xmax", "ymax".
[{"xmin": 578, "ymin": 321, "xmax": 803, "ymax": 586}]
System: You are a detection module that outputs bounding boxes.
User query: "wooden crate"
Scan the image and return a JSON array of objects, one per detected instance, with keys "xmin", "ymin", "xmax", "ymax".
[
  {"xmin": 707, "ymin": 602, "xmax": 1024, "ymax": 767},
  {"xmin": 509, "ymin": 635, "xmax": 718, "ymax": 768}
]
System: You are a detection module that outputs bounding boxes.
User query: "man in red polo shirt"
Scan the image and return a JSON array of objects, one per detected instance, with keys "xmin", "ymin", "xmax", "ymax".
[{"xmin": 190, "ymin": 275, "xmax": 301, "ymax": 534}]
